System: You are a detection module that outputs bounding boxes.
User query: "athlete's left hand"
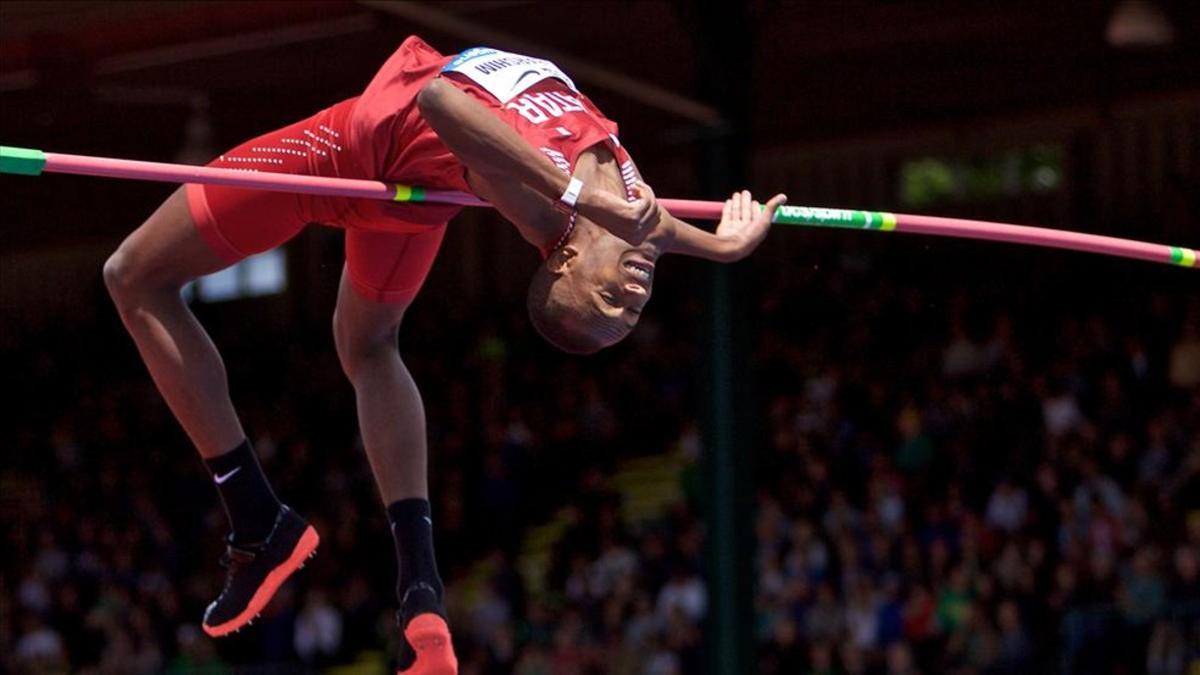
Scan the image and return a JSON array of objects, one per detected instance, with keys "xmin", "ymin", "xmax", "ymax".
[
  {"xmin": 578, "ymin": 181, "xmax": 660, "ymax": 245},
  {"xmin": 716, "ymin": 190, "xmax": 787, "ymax": 261}
]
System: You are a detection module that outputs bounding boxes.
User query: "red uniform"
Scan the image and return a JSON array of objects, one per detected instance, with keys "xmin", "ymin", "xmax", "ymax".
[{"xmin": 187, "ymin": 36, "xmax": 633, "ymax": 303}]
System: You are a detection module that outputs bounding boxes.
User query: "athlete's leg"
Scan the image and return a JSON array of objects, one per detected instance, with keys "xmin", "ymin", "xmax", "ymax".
[
  {"xmin": 335, "ymin": 225, "xmax": 456, "ymax": 674},
  {"xmin": 332, "ymin": 268, "xmax": 427, "ymax": 501},
  {"xmin": 105, "ymin": 104, "xmax": 334, "ymax": 461},
  {"xmin": 334, "ymin": 222, "xmax": 449, "ymax": 501},
  {"xmin": 104, "ymin": 184, "xmax": 318, "ymax": 638},
  {"xmin": 103, "ymin": 186, "xmax": 245, "ymax": 458},
  {"xmin": 105, "ymin": 102, "xmax": 368, "ymax": 636}
]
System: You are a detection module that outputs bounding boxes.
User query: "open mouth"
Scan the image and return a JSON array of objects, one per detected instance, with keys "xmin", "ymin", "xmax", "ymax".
[{"xmin": 623, "ymin": 259, "xmax": 654, "ymax": 283}]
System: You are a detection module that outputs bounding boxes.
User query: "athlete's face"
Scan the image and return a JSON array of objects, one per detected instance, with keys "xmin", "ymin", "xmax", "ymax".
[{"xmin": 560, "ymin": 229, "xmax": 657, "ymax": 348}]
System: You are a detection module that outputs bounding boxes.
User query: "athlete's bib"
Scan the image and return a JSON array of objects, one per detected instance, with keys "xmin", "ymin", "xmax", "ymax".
[{"xmin": 441, "ymin": 47, "xmax": 578, "ymax": 104}]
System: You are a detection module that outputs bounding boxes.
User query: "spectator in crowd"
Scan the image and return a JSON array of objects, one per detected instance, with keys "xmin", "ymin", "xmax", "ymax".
[{"xmin": 294, "ymin": 590, "xmax": 342, "ymax": 665}]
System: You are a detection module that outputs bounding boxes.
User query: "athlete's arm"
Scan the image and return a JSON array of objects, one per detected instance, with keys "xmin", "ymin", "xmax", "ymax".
[
  {"xmin": 665, "ymin": 190, "xmax": 787, "ymax": 262},
  {"xmin": 463, "ymin": 170, "xmax": 562, "ymax": 250},
  {"xmin": 617, "ymin": 154, "xmax": 785, "ymax": 262},
  {"xmin": 416, "ymin": 78, "xmax": 657, "ymax": 244},
  {"xmin": 418, "ymin": 78, "xmax": 567, "ymax": 203}
]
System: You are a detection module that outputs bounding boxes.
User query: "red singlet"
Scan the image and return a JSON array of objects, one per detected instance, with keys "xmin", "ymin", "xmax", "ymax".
[{"xmin": 186, "ymin": 36, "xmax": 631, "ymax": 303}]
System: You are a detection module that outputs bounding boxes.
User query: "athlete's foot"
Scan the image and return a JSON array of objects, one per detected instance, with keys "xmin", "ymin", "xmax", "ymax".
[
  {"xmin": 398, "ymin": 613, "xmax": 458, "ymax": 675},
  {"xmin": 202, "ymin": 505, "xmax": 319, "ymax": 637},
  {"xmin": 396, "ymin": 584, "xmax": 457, "ymax": 675}
]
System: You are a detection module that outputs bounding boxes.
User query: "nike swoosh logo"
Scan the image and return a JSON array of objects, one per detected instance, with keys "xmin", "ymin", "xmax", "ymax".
[
  {"xmin": 423, "ymin": 516, "xmax": 433, "ymax": 526},
  {"xmin": 214, "ymin": 466, "xmax": 242, "ymax": 484},
  {"xmin": 513, "ymin": 69, "xmax": 542, "ymax": 89}
]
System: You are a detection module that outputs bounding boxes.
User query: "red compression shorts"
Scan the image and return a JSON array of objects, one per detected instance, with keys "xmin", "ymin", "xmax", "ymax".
[{"xmin": 184, "ymin": 42, "xmax": 462, "ymax": 304}]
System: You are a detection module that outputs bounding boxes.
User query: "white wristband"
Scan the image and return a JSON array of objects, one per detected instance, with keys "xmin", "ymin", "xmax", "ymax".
[{"xmin": 555, "ymin": 176, "xmax": 584, "ymax": 214}]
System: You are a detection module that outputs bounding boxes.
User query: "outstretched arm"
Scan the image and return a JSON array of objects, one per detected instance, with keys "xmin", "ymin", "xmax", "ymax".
[{"xmin": 666, "ymin": 190, "xmax": 787, "ymax": 262}]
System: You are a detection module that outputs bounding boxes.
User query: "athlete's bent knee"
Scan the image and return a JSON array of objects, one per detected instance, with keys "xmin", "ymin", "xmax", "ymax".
[
  {"xmin": 333, "ymin": 310, "xmax": 404, "ymax": 382},
  {"xmin": 103, "ymin": 248, "xmax": 140, "ymax": 304},
  {"xmin": 103, "ymin": 243, "xmax": 182, "ymax": 308}
]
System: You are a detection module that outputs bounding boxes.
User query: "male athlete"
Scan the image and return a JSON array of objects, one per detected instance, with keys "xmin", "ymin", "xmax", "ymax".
[{"xmin": 102, "ymin": 36, "xmax": 783, "ymax": 674}]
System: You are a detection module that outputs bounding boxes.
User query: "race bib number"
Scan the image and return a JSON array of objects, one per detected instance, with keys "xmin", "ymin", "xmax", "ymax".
[{"xmin": 442, "ymin": 47, "xmax": 578, "ymax": 104}]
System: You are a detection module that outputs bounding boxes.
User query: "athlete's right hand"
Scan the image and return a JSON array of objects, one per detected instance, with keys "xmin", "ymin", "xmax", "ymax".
[{"xmin": 577, "ymin": 181, "xmax": 659, "ymax": 245}]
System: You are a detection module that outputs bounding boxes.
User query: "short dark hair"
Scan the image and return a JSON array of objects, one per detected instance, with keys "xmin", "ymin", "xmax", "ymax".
[{"xmin": 526, "ymin": 264, "xmax": 606, "ymax": 355}]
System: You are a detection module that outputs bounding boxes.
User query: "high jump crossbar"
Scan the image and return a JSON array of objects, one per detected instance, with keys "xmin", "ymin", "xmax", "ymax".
[{"xmin": 1, "ymin": 145, "xmax": 1195, "ymax": 269}]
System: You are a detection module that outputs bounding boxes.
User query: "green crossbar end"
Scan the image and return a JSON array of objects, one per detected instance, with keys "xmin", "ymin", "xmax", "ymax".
[{"xmin": 0, "ymin": 146, "xmax": 47, "ymax": 176}]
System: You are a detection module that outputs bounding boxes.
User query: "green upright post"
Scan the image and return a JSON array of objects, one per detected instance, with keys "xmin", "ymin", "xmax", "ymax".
[
  {"xmin": 704, "ymin": 260, "xmax": 751, "ymax": 675},
  {"xmin": 683, "ymin": 2, "xmax": 755, "ymax": 673}
]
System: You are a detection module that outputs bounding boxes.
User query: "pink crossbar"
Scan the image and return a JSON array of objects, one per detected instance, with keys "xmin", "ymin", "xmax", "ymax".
[{"xmin": 37, "ymin": 151, "xmax": 1197, "ymax": 268}]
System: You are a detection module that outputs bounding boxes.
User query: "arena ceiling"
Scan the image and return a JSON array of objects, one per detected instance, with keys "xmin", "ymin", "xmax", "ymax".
[{"xmin": 1, "ymin": 0, "xmax": 1197, "ymax": 248}]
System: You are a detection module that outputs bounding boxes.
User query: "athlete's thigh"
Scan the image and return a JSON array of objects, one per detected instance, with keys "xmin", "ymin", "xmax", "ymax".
[
  {"xmin": 181, "ymin": 111, "xmax": 343, "ymax": 265},
  {"xmin": 333, "ymin": 225, "xmax": 447, "ymax": 348},
  {"xmin": 113, "ymin": 186, "xmax": 233, "ymax": 285},
  {"xmin": 341, "ymin": 225, "xmax": 448, "ymax": 307}
]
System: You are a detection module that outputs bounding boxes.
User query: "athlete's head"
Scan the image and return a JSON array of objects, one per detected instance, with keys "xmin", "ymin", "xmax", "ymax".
[{"xmin": 527, "ymin": 220, "xmax": 657, "ymax": 354}]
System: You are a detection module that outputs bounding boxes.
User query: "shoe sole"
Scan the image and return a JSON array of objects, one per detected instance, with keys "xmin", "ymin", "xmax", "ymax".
[
  {"xmin": 399, "ymin": 613, "xmax": 458, "ymax": 675},
  {"xmin": 202, "ymin": 525, "xmax": 320, "ymax": 638}
]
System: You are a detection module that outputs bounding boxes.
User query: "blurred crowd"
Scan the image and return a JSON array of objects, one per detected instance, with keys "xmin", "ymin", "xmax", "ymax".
[
  {"xmin": 2, "ymin": 247, "xmax": 1198, "ymax": 674},
  {"xmin": 747, "ymin": 266, "xmax": 1200, "ymax": 675}
]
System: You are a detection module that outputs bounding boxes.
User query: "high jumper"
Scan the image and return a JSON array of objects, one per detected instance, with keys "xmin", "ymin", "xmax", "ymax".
[{"xmin": 12, "ymin": 36, "xmax": 783, "ymax": 675}]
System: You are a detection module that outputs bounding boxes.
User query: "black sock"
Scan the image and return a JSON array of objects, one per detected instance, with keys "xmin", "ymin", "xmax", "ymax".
[
  {"xmin": 388, "ymin": 498, "xmax": 444, "ymax": 669},
  {"xmin": 204, "ymin": 439, "xmax": 281, "ymax": 544},
  {"xmin": 387, "ymin": 498, "xmax": 445, "ymax": 614}
]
